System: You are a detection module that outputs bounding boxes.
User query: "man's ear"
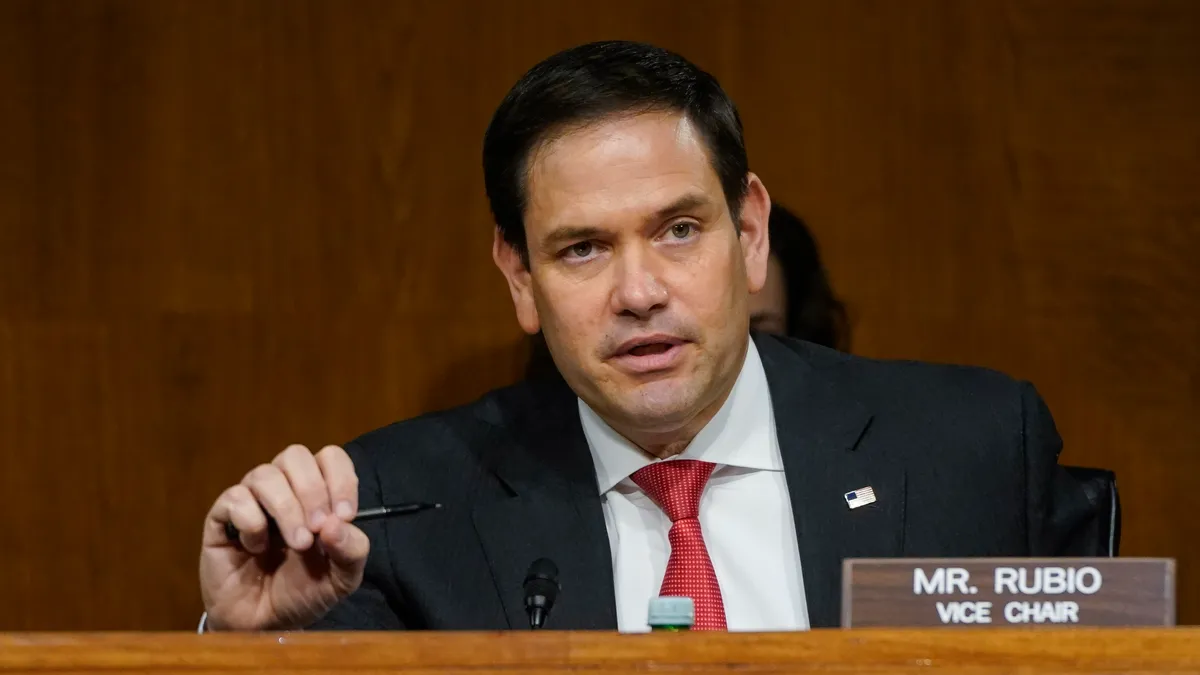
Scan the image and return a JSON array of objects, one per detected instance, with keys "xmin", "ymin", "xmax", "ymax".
[
  {"xmin": 738, "ymin": 173, "xmax": 772, "ymax": 294},
  {"xmin": 492, "ymin": 228, "xmax": 541, "ymax": 335}
]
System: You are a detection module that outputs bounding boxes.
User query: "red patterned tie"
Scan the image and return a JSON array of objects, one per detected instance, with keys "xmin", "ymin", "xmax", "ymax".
[{"xmin": 631, "ymin": 459, "xmax": 727, "ymax": 630}]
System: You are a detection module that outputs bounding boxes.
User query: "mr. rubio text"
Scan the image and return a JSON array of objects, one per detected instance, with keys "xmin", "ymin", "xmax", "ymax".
[{"xmin": 912, "ymin": 566, "xmax": 1103, "ymax": 625}]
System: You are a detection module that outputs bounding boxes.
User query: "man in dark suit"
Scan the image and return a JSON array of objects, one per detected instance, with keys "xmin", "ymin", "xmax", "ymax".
[{"xmin": 198, "ymin": 41, "xmax": 1090, "ymax": 632}]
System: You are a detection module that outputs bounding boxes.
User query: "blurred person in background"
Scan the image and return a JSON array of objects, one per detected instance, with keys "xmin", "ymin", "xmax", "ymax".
[{"xmin": 749, "ymin": 204, "xmax": 849, "ymax": 350}]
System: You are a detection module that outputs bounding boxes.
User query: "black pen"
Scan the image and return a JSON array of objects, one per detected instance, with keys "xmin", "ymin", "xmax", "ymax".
[{"xmin": 224, "ymin": 502, "xmax": 442, "ymax": 544}]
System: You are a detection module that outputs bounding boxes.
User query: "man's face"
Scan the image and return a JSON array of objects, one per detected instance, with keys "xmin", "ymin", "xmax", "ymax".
[{"xmin": 495, "ymin": 112, "xmax": 770, "ymax": 439}]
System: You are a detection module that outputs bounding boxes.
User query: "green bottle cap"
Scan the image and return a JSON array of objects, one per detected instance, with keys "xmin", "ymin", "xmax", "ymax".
[{"xmin": 647, "ymin": 596, "xmax": 695, "ymax": 630}]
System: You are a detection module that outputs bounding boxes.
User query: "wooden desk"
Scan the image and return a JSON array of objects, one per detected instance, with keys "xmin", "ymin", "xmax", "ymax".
[{"xmin": 1, "ymin": 629, "xmax": 1198, "ymax": 673}]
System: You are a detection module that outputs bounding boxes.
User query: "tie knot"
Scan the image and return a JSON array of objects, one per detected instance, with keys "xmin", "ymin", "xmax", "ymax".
[{"xmin": 630, "ymin": 459, "xmax": 716, "ymax": 522}]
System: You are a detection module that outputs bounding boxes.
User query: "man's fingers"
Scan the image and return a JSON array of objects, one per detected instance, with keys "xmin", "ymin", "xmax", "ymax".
[
  {"xmin": 227, "ymin": 485, "xmax": 271, "ymax": 554},
  {"xmin": 315, "ymin": 445, "xmax": 358, "ymax": 520},
  {"xmin": 318, "ymin": 518, "xmax": 369, "ymax": 593},
  {"xmin": 244, "ymin": 464, "xmax": 312, "ymax": 551},
  {"xmin": 274, "ymin": 444, "xmax": 332, "ymax": 532},
  {"xmin": 206, "ymin": 485, "xmax": 269, "ymax": 554}
]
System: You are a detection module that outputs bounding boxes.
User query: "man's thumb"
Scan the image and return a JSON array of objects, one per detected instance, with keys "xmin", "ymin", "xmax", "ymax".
[{"xmin": 318, "ymin": 520, "xmax": 369, "ymax": 591}]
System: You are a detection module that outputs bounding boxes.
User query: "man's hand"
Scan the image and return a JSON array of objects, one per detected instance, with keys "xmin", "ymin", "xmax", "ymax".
[{"xmin": 199, "ymin": 444, "xmax": 369, "ymax": 630}]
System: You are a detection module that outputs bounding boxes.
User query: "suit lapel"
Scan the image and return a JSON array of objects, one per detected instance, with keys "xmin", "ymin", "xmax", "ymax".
[
  {"xmin": 470, "ymin": 377, "xmax": 617, "ymax": 630},
  {"xmin": 756, "ymin": 335, "xmax": 906, "ymax": 628}
]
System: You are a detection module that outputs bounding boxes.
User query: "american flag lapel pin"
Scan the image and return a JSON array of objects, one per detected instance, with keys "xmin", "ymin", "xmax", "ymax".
[{"xmin": 844, "ymin": 486, "xmax": 877, "ymax": 510}]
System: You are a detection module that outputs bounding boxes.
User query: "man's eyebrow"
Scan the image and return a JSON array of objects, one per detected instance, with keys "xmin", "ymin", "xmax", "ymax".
[
  {"xmin": 541, "ymin": 226, "xmax": 606, "ymax": 250},
  {"xmin": 654, "ymin": 193, "xmax": 712, "ymax": 220}
]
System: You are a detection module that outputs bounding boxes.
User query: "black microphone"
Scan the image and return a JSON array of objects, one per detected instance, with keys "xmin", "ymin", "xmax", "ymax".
[{"xmin": 522, "ymin": 558, "xmax": 560, "ymax": 630}]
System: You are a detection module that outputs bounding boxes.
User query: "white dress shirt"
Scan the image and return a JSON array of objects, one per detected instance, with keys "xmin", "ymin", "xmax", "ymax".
[{"xmin": 579, "ymin": 340, "xmax": 810, "ymax": 632}]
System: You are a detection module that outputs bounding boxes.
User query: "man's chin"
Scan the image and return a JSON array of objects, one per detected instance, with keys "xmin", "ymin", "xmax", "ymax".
[{"xmin": 611, "ymin": 380, "xmax": 701, "ymax": 430}]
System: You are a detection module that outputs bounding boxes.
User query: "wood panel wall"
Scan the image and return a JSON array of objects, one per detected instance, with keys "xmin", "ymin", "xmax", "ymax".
[{"xmin": 1, "ymin": 0, "xmax": 1196, "ymax": 629}]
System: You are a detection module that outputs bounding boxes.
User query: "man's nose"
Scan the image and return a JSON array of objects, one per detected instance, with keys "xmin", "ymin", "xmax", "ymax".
[{"xmin": 611, "ymin": 246, "xmax": 669, "ymax": 319}]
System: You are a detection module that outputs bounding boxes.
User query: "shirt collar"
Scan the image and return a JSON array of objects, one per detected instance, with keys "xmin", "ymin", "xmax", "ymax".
[{"xmin": 579, "ymin": 338, "xmax": 782, "ymax": 495}]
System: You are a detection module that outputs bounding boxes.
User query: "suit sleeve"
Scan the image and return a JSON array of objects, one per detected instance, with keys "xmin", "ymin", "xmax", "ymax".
[
  {"xmin": 1021, "ymin": 381, "xmax": 1097, "ymax": 556},
  {"xmin": 306, "ymin": 440, "xmax": 407, "ymax": 630}
]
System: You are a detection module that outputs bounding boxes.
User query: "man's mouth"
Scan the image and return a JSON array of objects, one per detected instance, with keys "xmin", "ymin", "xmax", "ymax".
[
  {"xmin": 610, "ymin": 335, "xmax": 688, "ymax": 373},
  {"xmin": 626, "ymin": 343, "xmax": 674, "ymax": 357}
]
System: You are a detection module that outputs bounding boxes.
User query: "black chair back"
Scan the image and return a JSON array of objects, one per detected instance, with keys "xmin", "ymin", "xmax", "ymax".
[{"xmin": 1059, "ymin": 466, "xmax": 1121, "ymax": 557}]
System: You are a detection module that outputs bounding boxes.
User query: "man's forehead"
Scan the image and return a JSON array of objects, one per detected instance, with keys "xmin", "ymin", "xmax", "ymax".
[
  {"xmin": 524, "ymin": 113, "xmax": 723, "ymax": 232},
  {"xmin": 531, "ymin": 112, "xmax": 703, "ymax": 178}
]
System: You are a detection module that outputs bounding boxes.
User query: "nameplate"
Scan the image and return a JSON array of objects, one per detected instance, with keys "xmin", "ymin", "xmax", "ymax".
[{"xmin": 841, "ymin": 558, "xmax": 1175, "ymax": 627}]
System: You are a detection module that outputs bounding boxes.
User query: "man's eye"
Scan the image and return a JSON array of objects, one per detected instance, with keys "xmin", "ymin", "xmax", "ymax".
[
  {"xmin": 568, "ymin": 241, "xmax": 593, "ymax": 258},
  {"xmin": 670, "ymin": 222, "xmax": 694, "ymax": 239}
]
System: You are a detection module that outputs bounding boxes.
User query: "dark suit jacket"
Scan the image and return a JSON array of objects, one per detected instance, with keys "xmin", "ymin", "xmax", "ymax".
[{"xmin": 309, "ymin": 333, "xmax": 1093, "ymax": 631}]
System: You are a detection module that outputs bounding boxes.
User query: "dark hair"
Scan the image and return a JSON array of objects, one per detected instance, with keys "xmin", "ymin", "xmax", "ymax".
[
  {"xmin": 483, "ymin": 40, "xmax": 749, "ymax": 264},
  {"xmin": 768, "ymin": 204, "xmax": 850, "ymax": 351}
]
